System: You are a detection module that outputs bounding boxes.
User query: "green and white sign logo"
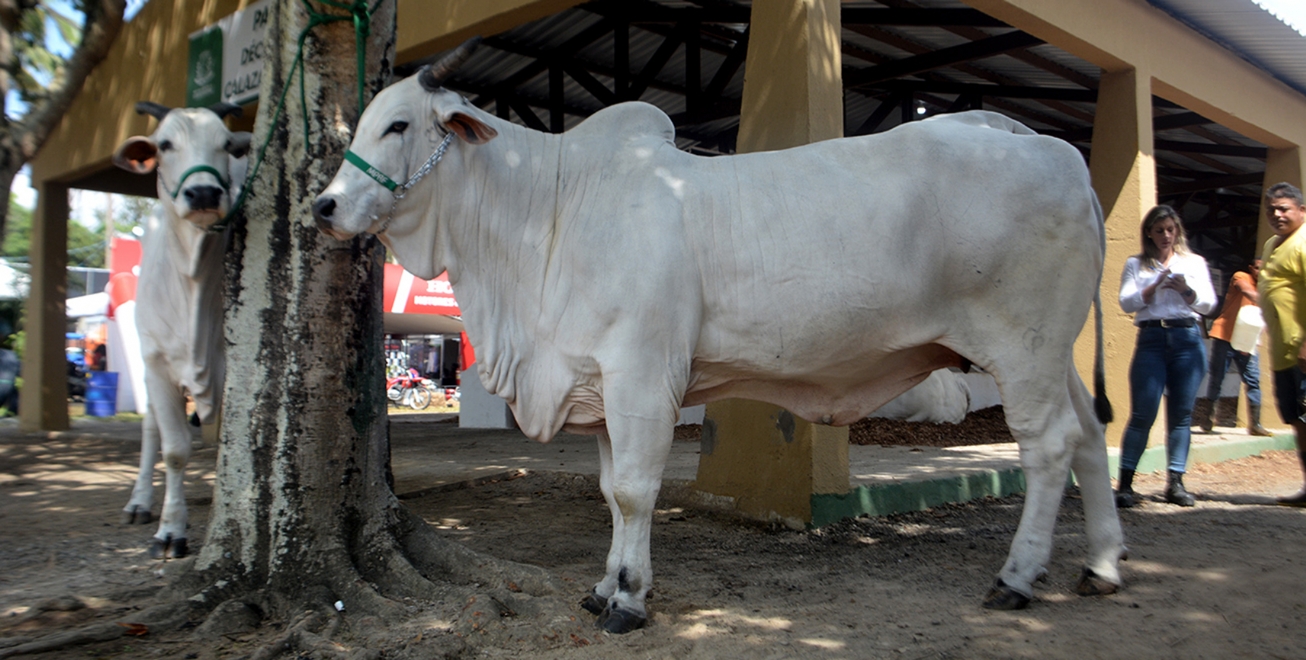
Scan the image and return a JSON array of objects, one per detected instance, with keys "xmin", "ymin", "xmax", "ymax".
[
  {"xmin": 186, "ymin": 27, "xmax": 224, "ymax": 108},
  {"xmin": 186, "ymin": 0, "xmax": 271, "ymax": 107}
]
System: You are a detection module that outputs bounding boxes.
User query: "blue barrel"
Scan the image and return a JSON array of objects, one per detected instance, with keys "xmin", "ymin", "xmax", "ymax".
[{"xmin": 85, "ymin": 371, "xmax": 119, "ymax": 417}]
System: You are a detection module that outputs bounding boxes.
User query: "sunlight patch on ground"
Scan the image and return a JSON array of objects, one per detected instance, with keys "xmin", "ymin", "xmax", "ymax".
[
  {"xmin": 1194, "ymin": 570, "xmax": 1228, "ymax": 582},
  {"xmin": 433, "ymin": 518, "xmax": 467, "ymax": 530},
  {"xmin": 677, "ymin": 608, "xmax": 794, "ymax": 640},
  {"xmin": 797, "ymin": 637, "xmax": 847, "ymax": 650}
]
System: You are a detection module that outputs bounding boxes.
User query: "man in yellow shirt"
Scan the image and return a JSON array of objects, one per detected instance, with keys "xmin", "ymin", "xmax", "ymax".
[{"xmin": 1258, "ymin": 181, "xmax": 1306, "ymax": 506}]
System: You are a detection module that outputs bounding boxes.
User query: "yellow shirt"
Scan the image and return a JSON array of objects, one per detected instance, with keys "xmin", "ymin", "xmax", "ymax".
[{"xmin": 1259, "ymin": 227, "xmax": 1306, "ymax": 370}]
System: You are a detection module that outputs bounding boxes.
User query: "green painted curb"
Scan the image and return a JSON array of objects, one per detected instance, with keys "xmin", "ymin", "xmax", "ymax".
[
  {"xmin": 811, "ymin": 434, "xmax": 1298, "ymax": 527},
  {"xmin": 1107, "ymin": 433, "xmax": 1297, "ymax": 475},
  {"xmin": 810, "ymin": 467, "xmax": 1027, "ymax": 527}
]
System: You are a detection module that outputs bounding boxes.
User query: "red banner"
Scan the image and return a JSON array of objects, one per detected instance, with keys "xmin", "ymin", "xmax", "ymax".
[{"xmin": 381, "ymin": 263, "xmax": 460, "ymax": 316}]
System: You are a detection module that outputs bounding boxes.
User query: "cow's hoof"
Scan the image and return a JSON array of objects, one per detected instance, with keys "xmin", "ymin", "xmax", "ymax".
[
  {"xmin": 596, "ymin": 603, "xmax": 646, "ymax": 633},
  {"xmin": 1075, "ymin": 568, "xmax": 1120, "ymax": 596},
  {"xmin": 981, "ymin": 579, "xmax": 1031, "ymax": 610},
  {"xmin": 121, "ymin": 506, "xmax": 152, "ymax": 525},
  {"xmin": 148, "ymin": 536, "xmax": 188, "ymax": 560},
  {"xmin": 580, "ymin": 589, "xmax": 607, "ymax": 615}
]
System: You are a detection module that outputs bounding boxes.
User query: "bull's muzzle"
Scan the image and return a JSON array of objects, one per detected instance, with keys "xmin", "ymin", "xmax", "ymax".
[{"xmin": 311, "ymin": 195, "xmax": 336, "ymax": 231}]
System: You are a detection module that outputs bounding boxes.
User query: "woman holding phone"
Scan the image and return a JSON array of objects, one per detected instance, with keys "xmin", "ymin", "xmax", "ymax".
[{"xmin": 1115, "ymin": 204, "xmax": 1216, "ymax": 508}]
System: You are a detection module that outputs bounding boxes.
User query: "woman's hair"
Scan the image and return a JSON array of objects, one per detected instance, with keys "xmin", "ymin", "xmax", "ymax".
[{"xmin": 1138, "ymin": 204, "xmax": 1191, "ymax": 270}]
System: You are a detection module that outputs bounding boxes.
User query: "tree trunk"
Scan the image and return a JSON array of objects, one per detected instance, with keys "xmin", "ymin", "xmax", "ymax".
[{"xmin": 157, "ymin": 1, "xmax": 559, "ymax": 653}]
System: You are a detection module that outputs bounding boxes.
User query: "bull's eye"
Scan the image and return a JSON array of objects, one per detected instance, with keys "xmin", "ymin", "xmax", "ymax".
[
  {"xmin": 158, "ymin": 140, "xmax": 174, "ymax": 152},
  {"xmin": 384, "ymin": 121, "xmax": 409, "ymax": 136}
]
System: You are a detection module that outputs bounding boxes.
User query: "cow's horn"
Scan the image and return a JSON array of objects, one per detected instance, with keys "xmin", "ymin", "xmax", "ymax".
[
  {"xmin": 419, "ymin": 36, "xmax": 482, "ymax": 92},
  {"xmin": 208, "ymin": 102, "xmax": 244, "ymax": 120},
  {"xmin": 135, "ymin": 101, "xmax": 172, "ymax": 121}
]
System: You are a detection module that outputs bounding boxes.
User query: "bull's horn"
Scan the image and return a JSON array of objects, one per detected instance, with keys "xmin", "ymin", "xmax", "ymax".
[
  {"xmin": 419, "ymin": 36, "xmax": 482, "ymax": 92},
  {"xmin": 135, "ymin": 101, "xmax": 172, "ymax": 121},
  {"xmin": 207, "ymin": 102, "xmax": 244, "ymax": 120}
]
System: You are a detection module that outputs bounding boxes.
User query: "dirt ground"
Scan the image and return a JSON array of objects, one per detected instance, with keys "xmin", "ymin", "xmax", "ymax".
[{"xmin": 1, "ymin": 420, "xmax": 1305, "ymax": 659}]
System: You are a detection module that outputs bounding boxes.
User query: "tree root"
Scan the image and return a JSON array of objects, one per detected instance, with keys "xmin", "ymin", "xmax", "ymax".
[
  {"xmin": 0, "ymin": 598, "xmax": 192, "ymax": 659},
  {"xmin": 246, "ymin": 609, "xmax": 380, "ymax": 660}
]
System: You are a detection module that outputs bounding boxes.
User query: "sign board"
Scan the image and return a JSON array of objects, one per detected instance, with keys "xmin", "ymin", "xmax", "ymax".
[{"xmin": 186, "ymin": 0, "xmax": 272, "ymax": 107}]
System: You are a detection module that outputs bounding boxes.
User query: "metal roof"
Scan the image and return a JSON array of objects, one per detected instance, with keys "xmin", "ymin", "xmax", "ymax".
[
  {"xmin": 405, "ymin": 0, "xmax": 1306, "ymax": 279},
  {"xmin": 1148, "ymin": 0, "xmax": 1306, "ymax": 98}
]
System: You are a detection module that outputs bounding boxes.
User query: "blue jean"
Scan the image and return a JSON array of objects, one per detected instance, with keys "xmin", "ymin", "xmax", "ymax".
[
  {"xmin": 1204, "ymin": 337, "xmax": 1261, "ymax": 407},
  {"xmin": 1119, "ymin": 324, "xmax": 1207, "ymax": 474}
]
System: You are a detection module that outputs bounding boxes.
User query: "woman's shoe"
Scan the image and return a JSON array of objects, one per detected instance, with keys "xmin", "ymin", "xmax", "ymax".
[
  {"xmin": 1115, "ymin": 488, "xmax": 1137, "ymax": 509},
  {"xmin": 1275, "ymin": 490, "xmax": 1306, "ymax": 507},
  {"xmin": 1165, "ymin": 470, "xmax": 1196, "ymax": 507}
]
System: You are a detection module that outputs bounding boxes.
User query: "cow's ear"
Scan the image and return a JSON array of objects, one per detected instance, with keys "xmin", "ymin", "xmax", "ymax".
[
  {"xmin": 442, "ymin": 111, "xmax": 497, "ymax": 145},
  {"xmin": 113, "ymin": 136, "xmax": 159, "ymax": 174},
  {"xmin": 226, "ymin": 132, "xmax": 253, "ymax": 159}
]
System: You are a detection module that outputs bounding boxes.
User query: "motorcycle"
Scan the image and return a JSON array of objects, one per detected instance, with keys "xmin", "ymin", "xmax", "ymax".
[{"xmin": 386, "ymin": 374, "xmax": 432, "ymax": 411}]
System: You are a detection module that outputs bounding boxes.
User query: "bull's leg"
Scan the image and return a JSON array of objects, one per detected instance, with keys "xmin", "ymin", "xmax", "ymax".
[
  {"xmin": 122, "ymin": 411, "xmax": 160, "ymax": 525},
  {"xmin": 146, "ymin": 375, "xmax": 192, "ymax": 559},
  {"xmin": 984, "ymin": 386, "xmax": 1080, "ymax": 609},
  {"xmin": 589, "ymin": 390, "xmax": 678, "ymax": 633},
  {"xmin": 1067, "ymin": 372, "xmax": 1126, "ymax": 596},
  {"xmin": 582, "ymin": 430, "xmax": 625, "ymax": 615}
]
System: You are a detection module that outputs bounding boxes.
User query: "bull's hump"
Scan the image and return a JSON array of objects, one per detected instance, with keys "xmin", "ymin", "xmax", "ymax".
[{"xmin": 569, "ymin": 102, "xmax": 675, "ymax": 144}]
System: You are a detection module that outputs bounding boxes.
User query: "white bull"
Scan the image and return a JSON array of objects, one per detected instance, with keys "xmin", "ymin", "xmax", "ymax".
[
  {"xmin": 313, "ymin": 42, "xmax": 1125, "ymax": 633},
  {"xmin": 112, "ymin": 102, "xmax": 250, "ymax": 559},
  {"xmin": 870, "ymin": 368, "xmax": 972, "ymax": 424}
]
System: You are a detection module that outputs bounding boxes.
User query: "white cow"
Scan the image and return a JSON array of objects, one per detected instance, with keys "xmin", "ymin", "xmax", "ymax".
[
  {"xmin": 870, "ymin": 368, "xmax": 972, "ymax": 424},
  {"xmin": 313, "ymin": 41, "xmax": 1125, "ymax": 633},
  {"xmin": 112, "ymin": 102, "xmax": 250, "ymax": 559}
]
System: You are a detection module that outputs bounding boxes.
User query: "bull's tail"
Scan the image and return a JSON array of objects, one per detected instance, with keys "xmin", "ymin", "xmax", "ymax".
[{"xmin": 1091, "ymin": 194, "xmax": 1113, "ymax": 424}]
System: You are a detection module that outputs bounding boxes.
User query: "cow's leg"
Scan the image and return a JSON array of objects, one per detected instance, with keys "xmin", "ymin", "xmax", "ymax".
[
  {"xmin": 1067, "ymin": 370, "xmax": 1126, "ymax": 596},
  {"xmin": 589, "ymin": 387, "xmax": 678, "ymax": 633},
  {"xmin": 146, "ymin": 375, "xmax": 192, "ymax": 559},
  {"xmin": 984, "ymin": 375, "xmax": 1080, "ymax": 609},
  {"xmin": 122, "ymin": 411, "xmax": 159, "ymax": 525},
  {"xmin": 582, "ymin": 430, "xmax": 625, "ymax": 615}
]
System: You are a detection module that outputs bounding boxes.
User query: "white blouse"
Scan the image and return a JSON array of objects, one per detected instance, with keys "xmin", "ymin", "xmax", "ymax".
[{"xmin": 1118, "ymin": 252, "xmax": 1216, "ymax": 324}]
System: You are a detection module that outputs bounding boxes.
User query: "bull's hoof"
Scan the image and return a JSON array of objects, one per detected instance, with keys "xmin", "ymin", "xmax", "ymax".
[
  {"xmin": 982, "ymin": 579, "xmax": 1031, "ymax": 610},
  {"xmin": 147, "ymin": 536, "xmax": 188, "ymax": 560},
  {"xmin": 580, "ymin": 589, "xmax": 608, "ymax": 615},
  {"xmin": 1075, "ymin": 568, "xmax": 1120, "ymax": 596},
  {"xmin": 121, "ymin": 506, "xmax": 152, "ymax": 525},
  {"xmin": 596, "ymin": 603, "xmax": 646, "ymax": 633}
]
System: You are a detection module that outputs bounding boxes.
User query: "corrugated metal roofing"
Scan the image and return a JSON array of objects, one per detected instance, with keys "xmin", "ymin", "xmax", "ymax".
[{"xmin": 1148, "ymin": 0, "xmax": 1306, "ymax": 97}]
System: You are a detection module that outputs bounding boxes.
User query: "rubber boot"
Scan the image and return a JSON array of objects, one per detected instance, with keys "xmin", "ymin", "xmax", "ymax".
[
  {"xmin": 1247, "ymin": 402, "xmax": 1273, "ymax": 437},
  {"xmin": 1165, "ymin": 470, "xmax": 1196, "ymax": 507},
  {"xmin": 1193, "ymin": 398, "xmax": 1214, "ymax": 433},
  {"xmin": 1214, "ymin": 398, "xmax": 1238, "ymax": 428},
  {"xmin": 1115, "ymin": 469, "xmax": 1137, "ymax": 509}
]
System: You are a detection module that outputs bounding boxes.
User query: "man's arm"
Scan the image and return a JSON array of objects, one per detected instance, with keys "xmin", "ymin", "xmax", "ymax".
[{"xmin": 1232, "ymin": 271, "xmax": 1259, "ymax": 304}]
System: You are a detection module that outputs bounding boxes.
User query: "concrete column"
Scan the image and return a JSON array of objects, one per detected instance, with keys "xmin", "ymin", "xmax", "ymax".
[
  {"xmin": 1259, "ymin": 147, "xmax": 1305, "ymax": 251},
  {"xmin": 695, "ymin": 0, "xmax": 846, "ymax": 526},
  {"xmin": 1255, "ymin": 147, "xmax": 1306, "ymax": 427},
  {"xmin": 20, "ymin": 182, "xmax": 70, "ymax": 431},
  {"xmin": 1086, "ymin": 67, "xmax": 1156, "ymax": 447}
]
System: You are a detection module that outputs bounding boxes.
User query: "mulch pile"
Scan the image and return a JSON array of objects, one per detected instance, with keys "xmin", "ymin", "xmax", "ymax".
[{"xmin": 671, "ymin": 405, "xmax": 1014, "ymax": 448}]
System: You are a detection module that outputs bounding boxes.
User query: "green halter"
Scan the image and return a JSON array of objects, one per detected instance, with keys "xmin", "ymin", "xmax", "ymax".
[{"xmin": 164, "ymin": 164, "xmax": 231, "ymax": 200}]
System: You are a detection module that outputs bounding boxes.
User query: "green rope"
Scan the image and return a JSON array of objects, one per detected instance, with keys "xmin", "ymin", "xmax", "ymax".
[{"xmin": 214, "ymin": 0, "xmax": 382, "ymax": 232}]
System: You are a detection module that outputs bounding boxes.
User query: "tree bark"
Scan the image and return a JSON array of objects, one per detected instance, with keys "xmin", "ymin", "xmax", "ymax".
[{"xmin": 162, "ymin": 0, "xmax": 559, "ymax": 650}]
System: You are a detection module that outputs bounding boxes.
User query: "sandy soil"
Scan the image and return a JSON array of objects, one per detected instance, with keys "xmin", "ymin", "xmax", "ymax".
[{"xmin": 1, "ymin": 422, "xmax": 1304, "ymax": 659}]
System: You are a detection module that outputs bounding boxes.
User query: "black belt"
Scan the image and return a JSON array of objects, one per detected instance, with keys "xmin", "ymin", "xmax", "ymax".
[{"xmin": 1139, "ymin": 318, "xmax": 1196, "ymax": 328}]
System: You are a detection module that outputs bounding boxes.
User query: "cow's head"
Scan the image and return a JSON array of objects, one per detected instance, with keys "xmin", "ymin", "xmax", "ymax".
[
  {"xmin": 113, "ymin": 102, "xmax": 252, "ymax": 229},
  {"xmin": 312, "ymin": 38, "xmax": 498, "ymax": 252}
]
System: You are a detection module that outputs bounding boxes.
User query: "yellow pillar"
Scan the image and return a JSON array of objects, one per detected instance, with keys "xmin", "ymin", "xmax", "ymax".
[
  {"xmin": 1255, "ymin": 147, "xmax": 1306, "ymax": 427},
  {"xmin": 20, "ymin": 182, "xmax": 70, "ymax": 431},
  {"xmin": 695, "ymin": 0, "xmax": 846, "ymax": 526},
  {"xmin": 1086, "ymin": 67, "xmax": 1156, "ymax": 448}
]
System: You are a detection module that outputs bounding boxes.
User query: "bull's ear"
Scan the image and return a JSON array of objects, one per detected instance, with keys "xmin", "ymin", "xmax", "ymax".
[
  {"xmin": 442, "ymin": 110, "xmax": 497, "ymax": 145},
  {"xmin": 226, "ymin": 132, "xmax": 253, "ymax": 159},
  {"xmin": 112, "ymin": 136, "xmax": 159, "ymax": 174}
]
